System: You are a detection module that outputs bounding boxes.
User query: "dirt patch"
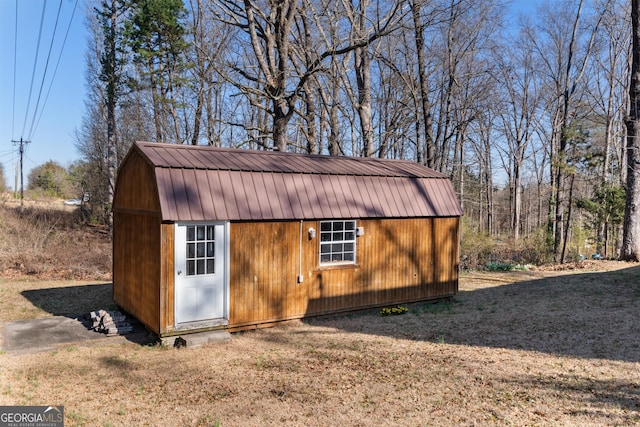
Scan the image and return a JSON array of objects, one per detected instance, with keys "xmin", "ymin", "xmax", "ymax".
[{"xmin": 1, "ymin": 262, "xmax": 639, "ymax": 426}]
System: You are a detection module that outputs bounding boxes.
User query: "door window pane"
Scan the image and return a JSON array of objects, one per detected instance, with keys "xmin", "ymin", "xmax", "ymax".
[{"xmin": 185, "ymin": 224, "xmax": 217, "ymax": 276}]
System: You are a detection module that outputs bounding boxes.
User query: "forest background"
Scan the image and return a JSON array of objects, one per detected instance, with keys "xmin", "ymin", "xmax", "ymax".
[{"xmin": 3, "ymin": 0, "xmax": 632, "ymax": 269}]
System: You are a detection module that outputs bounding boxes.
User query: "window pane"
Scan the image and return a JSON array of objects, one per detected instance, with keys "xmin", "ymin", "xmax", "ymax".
[
  {"xmin": 197, "ymin": 243, "xmax": 205, "ymax": 257},
  {"xmin": 187, "ymin": 243, "xmax": 195, "ymax": 258},
  {"xmin": 187, "ymin": 260, "xmax": 195, "ymax": 276},
  {"xmin": 319, "ymin": 220, "xmax": 356, "ymax": 265},
  {"xmin": 187, "ymin": 226, "xmax": 195, "ymax": 241},
  {"xmin": 196, "ymin": 260, "xmax": 205, "ymax": 275},
  {"xmin": 197, "ymin": 226, "xmax": 205, "ymax": 240},
  {"xmin": 206, "ymin": 259, "xmax": 215, "ymax": 274},
  {"xmin": 207, "ymin": 242, "xmax": 215, "ymax": 257},
  {"xmin": 207, "ymin": 225, "xmax": 215, "ymax": 240}
]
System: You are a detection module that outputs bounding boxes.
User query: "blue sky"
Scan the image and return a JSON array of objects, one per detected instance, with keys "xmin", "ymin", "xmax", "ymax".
[
  {"xmin": 0, "ymin": 0, "xmax": 542, "ymax": 190},
  {"xmin": 0, "ymin": 0, "xmax": 85, "ymax": 191}
]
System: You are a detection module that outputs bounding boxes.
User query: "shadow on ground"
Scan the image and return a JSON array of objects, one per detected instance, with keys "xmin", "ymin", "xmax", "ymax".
[
  {"xmin": 21, "ymin": 283, "xmax": 115, "ymax": 316},
  {"xmin": 13, "ymin": 283, "xmax": 156, "ymax": 350},
  {"xmin": 303, "ymin": 265, "xmax": 640, "ymax": 363}
]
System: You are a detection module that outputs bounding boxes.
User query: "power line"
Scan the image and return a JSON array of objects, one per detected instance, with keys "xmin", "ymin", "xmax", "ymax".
[
  {"xmin": 27, "ymin": 0, "xmax": 65, "ymax": 140},
  {"xmin": 20, "ymin": 1, "xmax": 47, "ymax": 139},
  {"xmin": 11, "ymin": 0, "xmax": 18, "ymax": 138},
  {"xmin": 33, "ymin": 0, "xmax": 79, "ymax": 139}
]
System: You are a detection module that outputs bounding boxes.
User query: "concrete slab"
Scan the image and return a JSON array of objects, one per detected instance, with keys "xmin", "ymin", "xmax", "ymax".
[
  {"xmin": 1, "ymin": 316, "xmax": 156, "ymax": 355},
  {"xmin": 163, "ymin": 330, "xmax": 231, "ymax": 348}
]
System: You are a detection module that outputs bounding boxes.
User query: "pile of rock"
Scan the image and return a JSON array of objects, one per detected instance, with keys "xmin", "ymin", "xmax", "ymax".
[{"xmin": 87, "ymin": 309, "xmax": 133, "ymax": 336}]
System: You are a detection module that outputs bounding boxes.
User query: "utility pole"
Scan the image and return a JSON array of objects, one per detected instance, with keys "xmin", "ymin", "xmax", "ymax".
[{"xmin": 12, "ymin": 138, "xmax": 30, "ymax": 210}]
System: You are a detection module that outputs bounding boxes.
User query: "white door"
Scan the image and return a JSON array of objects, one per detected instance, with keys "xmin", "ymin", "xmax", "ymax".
[{"xmin": 174, "ymin": 222, "xmax": 227, "ymax": 324}]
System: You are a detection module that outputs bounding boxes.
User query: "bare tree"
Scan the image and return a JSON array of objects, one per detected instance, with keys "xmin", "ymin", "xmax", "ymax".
[
  {"xmin": 410, "ymin": 0, "xmax": 436, "ymax": 167},
  {"xmin": 588, "ymin": 0, "xmax": 631, "ymax": 185},
  {"xmin": 493, "ymin": 27, "xmax": 545, "ymax": 240},
  {"xmin": 529, "ymin": 0, "xmax": 604, "ymax": 262},
  {"xmin": 622, "ymin": 0, "xmax": 640, "ymax": 261},
  {"xmin": 212, "ymin": 0, "xmax": 403, "ymax": 152}
]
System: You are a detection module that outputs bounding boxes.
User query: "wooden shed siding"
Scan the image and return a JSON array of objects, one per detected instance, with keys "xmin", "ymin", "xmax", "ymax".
[
  {"xmin": 113, "ymin": 150, "xmax": 161, "ymax": 214},
  {"xmin": 229, "ymin": 221, "xmax": 300, "ymax": 325},
  {"xmin": 227, "ymin": 217, "xmax": 458, "ymax": 329},
  {"xmin": 113, "ymin": 212, "xmax": 162, "ymax": 334},
  {"xmin": 160, "ymin": 223, "xmax": 175, "ymax": 335}
]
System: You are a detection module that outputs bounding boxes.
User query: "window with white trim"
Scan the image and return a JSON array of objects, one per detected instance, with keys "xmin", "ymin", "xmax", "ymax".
[
  {"xmin": 186, "ymin": 225, "xmax": 216, "ymax": 275},
  {"xmin": 319, "ymin": 220, "xmax": 356, "ymax": 265}
]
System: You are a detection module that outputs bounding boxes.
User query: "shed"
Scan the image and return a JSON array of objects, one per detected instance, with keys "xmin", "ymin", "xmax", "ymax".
[{"xmin": 112, "ymin": 141, "xmax": 463, "ymax": 337}]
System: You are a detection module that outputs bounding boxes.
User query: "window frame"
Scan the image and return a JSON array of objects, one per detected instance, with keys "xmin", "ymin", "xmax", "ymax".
[
  {"xmin": 185, "ymin": 224, "xmax": 217, "ymax": 276},
  {"xmin": 318, "ymin": 220, "xmax": 357, "ymax": 266}
]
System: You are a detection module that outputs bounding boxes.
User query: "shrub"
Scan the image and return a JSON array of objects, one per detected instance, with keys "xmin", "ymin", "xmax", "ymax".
[
  {"xmin": 460, "ymin": 217, "xmax": 555, "ymax": 270},
  {"xmin": 380, "ymin": 305, "xmax": 409, "ymax": 316},
  {"xmin": 484, "ymin": 261, "xmax": 514, "ymax": 271},
  {"xmin": 459, "ymin": 218, "xmax": 497, "ymax": 270},
  {"xmin": 0, "ymin": 204, "xmax": 111, "ymax": 279}
]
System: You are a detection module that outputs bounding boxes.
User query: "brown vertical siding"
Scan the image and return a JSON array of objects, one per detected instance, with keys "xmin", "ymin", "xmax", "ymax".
[
  {"xmin": 160, "ymin": 223, "xmax": 175, "ymax": 335},
  {"xmin": 227, "ymin": 217, "xmax": 458, "ymax": 329},
  {"xmin": 113, "ymin": 212, "xmax": 162, "ymax": 334},
  {"xmin": 229, "ymin": 222, "xmax": 300, "ymax": 325},
  {"xmin": 113, "ymin": 150, "xmax": 164, "ymax": 335},
  {"xmin": 112, "ymin": 150, "xmax": 160, "ymax": 213}
]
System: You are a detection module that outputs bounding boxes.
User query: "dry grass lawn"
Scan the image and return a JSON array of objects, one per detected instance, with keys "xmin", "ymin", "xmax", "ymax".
[{"xmin": 1, "ymin": 262, "xmax": 640, "ymax": 426}]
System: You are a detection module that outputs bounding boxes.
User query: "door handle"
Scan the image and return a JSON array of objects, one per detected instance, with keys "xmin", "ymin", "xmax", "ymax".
[{"xmin": 177, "ymin": 270, "xmax": 182, "ymax": 275}]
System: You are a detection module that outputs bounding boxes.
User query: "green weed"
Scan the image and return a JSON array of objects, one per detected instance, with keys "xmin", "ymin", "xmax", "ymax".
[{"xmin": 380, "ymin": 305, "xmax": 409, "ymax": 316}]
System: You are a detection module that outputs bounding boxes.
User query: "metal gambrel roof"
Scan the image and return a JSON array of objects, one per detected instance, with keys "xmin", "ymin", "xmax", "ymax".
[{"xmin": 130, "ymin": 141, "xmax": 463, "ymax": 221}]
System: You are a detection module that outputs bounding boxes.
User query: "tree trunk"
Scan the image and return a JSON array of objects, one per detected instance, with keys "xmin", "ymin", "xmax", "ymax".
[
  {"xmin": 303, "ymin": 82, "xmax": 317, "ymax": 154},
  {"xmin": 301, "ymin": 11, "xmax": 317, "ymax": 154},
  {"xmin": 355, "ymin": 46, "xmax": 373, "ymax": 157},
  {"xmin": 105, "ymin": 0, "xmax": 118, "ymax": 230},
  {"xmin": 149, "ymin": 69, "xmax": 164, "ymax": 142},
  {"xmin": 485, "ymin": 139, "xmax": 494, "ymax": 235},
  {"xmin": 513, "ymin": 162, "xmax": 522, "ymax": 240},
  {"xmin": 273, "ymin": 99, "xmax": 291, "ymax": 151},
  {"xmin": 190, "ymin": 0, "xmax": 206, "ymax": 145},
  {"xmin": 354, "ymin": 1, "xmax": 374, "ymax": 157},
  {"xmin": 411, "ymin": 0, "xmax": 435, "ymax": 167},
  {"xmin": 328, "ymin": 61, "xmax": 341, "ymax": 156},
  {"xmin": 622, "ymin": 0, "xmax": 640, "ymax": 260},
  {"xmin": 560, "ymin": 171, "xmax": 576, "ymax": 263}
]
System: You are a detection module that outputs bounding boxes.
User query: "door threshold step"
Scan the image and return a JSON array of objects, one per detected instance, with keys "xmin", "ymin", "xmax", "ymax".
[
  {"xmin": 174, "ymin": 318, "xmax": 228, "ymax": 332},
  {"xmin": 162, "ymin": 330, "xmax": 231, "ymax": 348}
]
